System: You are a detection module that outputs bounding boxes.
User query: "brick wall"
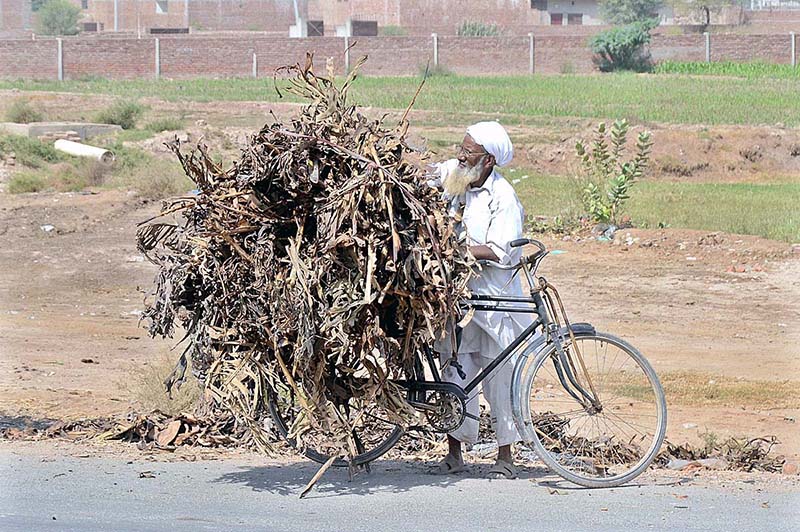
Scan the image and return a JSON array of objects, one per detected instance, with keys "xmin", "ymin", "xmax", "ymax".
[
  {"xmin": 711, "ymin": 33, "xmax": 798, "ymax": 64},
  {"xmin": 535, "ymin": 35, "xmax": 596, "ymax": 73},
  {"xmin": 159, "ymin": 36, "xmax": 344, "ymax": 78},
  {"xmin": 0, "ymin": 39, "xmax": 56, "ymax": 79},
  {"xmin": 63, "ymin": 38, "xmax": 155, "ymax": 79},
  {"xmin": 1, "ymin": 33, "xmax": 798, "ymax": 80},
  {"xmin": 352, "ymin": 36, "xmax": 433, "ymax": 75},
  {"xmin": 439, "ymin": 36, "xmax": 530, "ymax": 75},
  {"xmin": 650, "ymin": 34, "xmax": 706, "ymax": 62}
]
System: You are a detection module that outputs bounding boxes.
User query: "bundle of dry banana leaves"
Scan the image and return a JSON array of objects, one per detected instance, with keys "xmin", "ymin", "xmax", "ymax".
[{"xmin": 136, "ymin": 54, "xmax": 472, "ymax": 468}]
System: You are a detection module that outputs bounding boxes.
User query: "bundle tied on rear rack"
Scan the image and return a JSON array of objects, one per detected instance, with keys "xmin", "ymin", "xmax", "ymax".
[{"xmin": 136, "ymin": 54, "xmax": 474, "ymax": 460}]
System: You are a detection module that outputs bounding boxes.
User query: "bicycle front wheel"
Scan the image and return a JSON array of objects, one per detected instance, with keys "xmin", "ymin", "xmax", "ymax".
[{"xmin": 518, "ymin": 332, "xmax": 667, "ymax": 488}]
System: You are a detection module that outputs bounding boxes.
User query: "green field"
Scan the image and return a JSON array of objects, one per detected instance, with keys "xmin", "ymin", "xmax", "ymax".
[
  {"xmin": 3, "ymin": 70, "xmax": 799, "ymax": 241},
  {"xmin": 2, "ymin": 72, "xmax": 799, "ymax": 126},
  {"xmin": 514, "ymin": 173, "xmax": 800, "ymax": 242},
  {"xmin": 654, "ymin": 61, "xmax": 800, "ymax": 79}
]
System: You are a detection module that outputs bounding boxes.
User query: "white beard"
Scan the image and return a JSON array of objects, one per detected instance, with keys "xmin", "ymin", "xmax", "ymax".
[{"xmin": 443, "ymin": 159, "xmax": 485, "ymax": 196}]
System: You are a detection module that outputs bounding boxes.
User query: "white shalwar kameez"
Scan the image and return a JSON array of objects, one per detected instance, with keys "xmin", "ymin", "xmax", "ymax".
[{"xmin": 435, "ymin": 152, "xmax": 532, "ymax": 447}]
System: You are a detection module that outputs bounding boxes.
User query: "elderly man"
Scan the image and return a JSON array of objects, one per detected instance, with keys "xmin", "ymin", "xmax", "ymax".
[{"xmin": 433, "ymin": 121, "xmax": 530, "ymax": 479}]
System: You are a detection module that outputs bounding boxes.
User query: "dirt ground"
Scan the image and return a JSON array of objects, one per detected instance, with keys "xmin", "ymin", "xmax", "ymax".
[
  {"xmin": 0, "ymin": 190, "xmax": 797, "ymax": 458},
  {"xmin": 0, "ymin": 91, "xmax": 798, "ymax": 465}
]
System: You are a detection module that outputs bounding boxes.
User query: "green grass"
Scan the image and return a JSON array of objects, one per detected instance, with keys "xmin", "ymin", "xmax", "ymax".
[
  {"xmin": 94, "ymin": 100, "xmax": 145, "ymax": 129},
  {"xmin": 654, "ymin": 61, "xmax": 800, "ymax": 80},
  {"xmin": 514, "ymin": 173, "xmax": 800, "ymax": 242},
  {"xmin": 2, "ymin": 73, "xmax": 798, "ymax": 126},
  {"xmin": 7, "ymin": 171, "xmax": 48, "ymax": 193},
  {"xmin": 0, "ymin": 134, "xmax": 65, "ymax": 168},
  {"xmin": 2, "ymin": 131, "xmax": 189, "ymax": 198},
  {"xmin": 145, "ymin": 116, "xmax": 185, "ymax": 132},
  {"xmin": 5, "ymin": 99, "xmax": 44, "ymax": 123}
]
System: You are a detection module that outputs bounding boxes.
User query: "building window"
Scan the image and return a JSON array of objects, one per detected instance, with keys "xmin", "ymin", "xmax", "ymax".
[
  {"xmin": 81, "ymin": 0, "xmax": 88, "ymax": 9},
  {"xmin": 531, "ymin": 0, "xmax": 547, "ymax": 9},
  {"xmin": 567, "ymin": 13, "xmax": 583, "ymax": 25},
  {"xmin": 156, "ymin": 0, "xmax": 168, "ymax": 14},
  {"xmin": 550, "ymin": 13, "xmax": 563, "ymax": 25}
]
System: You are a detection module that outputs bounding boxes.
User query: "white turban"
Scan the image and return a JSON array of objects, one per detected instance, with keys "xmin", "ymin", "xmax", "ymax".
[{"xmin": 466, "ymin": 121, "xmax": 513, "ymax": 167}]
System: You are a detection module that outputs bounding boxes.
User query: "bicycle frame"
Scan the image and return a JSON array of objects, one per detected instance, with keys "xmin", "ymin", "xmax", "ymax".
[{"xmin": 396, "ymin": 239, "xmax": 601, "ymax": 421}]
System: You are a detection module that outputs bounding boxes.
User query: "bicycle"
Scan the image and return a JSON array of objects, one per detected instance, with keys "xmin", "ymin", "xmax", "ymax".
[{"xmin": 269, "ymin": 238, "xmax": 667, "ymax": 488}]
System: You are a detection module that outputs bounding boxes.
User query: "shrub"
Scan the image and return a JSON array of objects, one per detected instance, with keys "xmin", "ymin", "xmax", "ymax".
[
  {"xmin": 35, "ymin": 0, "xmax": 81, "ymax": 36},
  {"xmin": 104, "ymin": 147, "xmax": 190, "ymax": 200},
  {"xmin": 575, "ymin": 119, "xmax": 653, "ymax": 225},
  {"xmin": 5, "ymin": 100, "xmax": 44, "ymax": 123},
  {"xmin": 132, "ymin": 165, "xmax": 192, "ymax": 200},
  {"xmin": 95, "ymin": 101, "xmax": 145, "ymax": 130},
  {"xmin": 457, "ymin": 21, "xmax": 500, "ymax": 37},
  {"xmin": 590, "ymin": 19, "xmax": 657, "ymax": 72},
  {"xmin": 7, "ymin": 171, "xmax": 48, "ymax": 193},
  {"xmin": 0, "ymin": 135, "xmax": 62, "ymax": 168},
  {"xmin": 50, "ymin": 163, "xmax": 90, "ymax": 192}
]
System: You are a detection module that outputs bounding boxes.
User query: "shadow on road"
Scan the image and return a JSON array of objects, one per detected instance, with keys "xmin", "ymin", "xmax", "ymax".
[
  {"xmin": 0, "ymin": 414, "xmax": 54, "ymax": 431},
  {"xmin": 214, "ymin": 459, "xmax": 554, "ymax": 498}
]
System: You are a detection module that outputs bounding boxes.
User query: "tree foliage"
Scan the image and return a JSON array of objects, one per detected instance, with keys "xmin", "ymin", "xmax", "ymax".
[
  {"xmin": 35, "ymin": 0, "xmax": 81, "ymax": 36},
  {"xmin": 599, "ymin": 0, "xmax": 664, "ymax": 24},
  {"xmin": 576, "ymin": 119, "xmax": 653, "ymax": 225},
  {"xmin": 590, "ymin": 19, "xmax": 657, "ymax": 72}
]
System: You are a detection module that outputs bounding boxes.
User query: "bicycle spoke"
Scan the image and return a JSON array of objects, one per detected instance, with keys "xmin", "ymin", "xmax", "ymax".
[{"xmin": 524, "ymin": 334, "xmax": 665, "ymax": 486}]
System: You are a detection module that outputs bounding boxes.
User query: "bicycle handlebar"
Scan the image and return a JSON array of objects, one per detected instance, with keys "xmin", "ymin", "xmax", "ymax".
[
  {"xmin": 476, "ymin": 238, "xmax": 548, "ymax": 273},
  {"xmin": 510, "ymin": 238, "xmax": 546, "ymax": 255}
]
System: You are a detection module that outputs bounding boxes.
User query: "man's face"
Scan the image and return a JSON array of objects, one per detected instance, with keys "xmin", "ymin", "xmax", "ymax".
[
  {"xmin": 457, "ymin": 135, "xmax": 488, "ymax": 173},
  {"xmin": 442, "ymin": 135, "xmax": 494, "ymax": 196}
]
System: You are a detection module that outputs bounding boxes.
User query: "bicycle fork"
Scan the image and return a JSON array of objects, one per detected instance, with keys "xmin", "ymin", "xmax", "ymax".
[
  {"xmin": 530, "ymin": 287, "xmax": 602, "ymax": 415},
  {"xmin": 548, "ymin": 331, "xmax": 602, "ymax": 414}
]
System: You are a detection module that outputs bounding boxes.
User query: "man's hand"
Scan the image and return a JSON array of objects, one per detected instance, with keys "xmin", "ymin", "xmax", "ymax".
[{"xmin": 469, "ymin": 245, "xmax": 500, "ymax": 262}]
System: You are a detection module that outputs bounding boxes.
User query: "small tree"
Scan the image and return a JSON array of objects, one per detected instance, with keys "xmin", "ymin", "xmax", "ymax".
[
  {"xmin": 599, "ymin": 0, "xmax": 664, "ymax": 24},
  {"xmin": 36, "ymin": 0, "xmax": 81, "ymax": 36},
  {"xmin": 590, "ymin": 19, "xmax": 658, "ymax": 72},
  {"xmin": 575, "ymin": 119, "xmax": 653, "ymax": 226}
]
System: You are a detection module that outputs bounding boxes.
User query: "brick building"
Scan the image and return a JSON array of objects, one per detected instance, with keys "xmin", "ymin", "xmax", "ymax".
[
  {"xmin": 306, "ymin": 0, "xmax": 609, "ymax": 35},
  {"xmin": 72, "ymin": 0, "xmax": 298, "ymax": 33},
  {"xmin": 0, "ymin": 0, "xmax": 33, "ymax": 37}
]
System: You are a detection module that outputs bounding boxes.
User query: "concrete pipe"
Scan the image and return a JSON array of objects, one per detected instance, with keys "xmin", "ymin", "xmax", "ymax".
[{"xmin": 54, "ymin": 139, "xmax": 115, "ymax": 164}]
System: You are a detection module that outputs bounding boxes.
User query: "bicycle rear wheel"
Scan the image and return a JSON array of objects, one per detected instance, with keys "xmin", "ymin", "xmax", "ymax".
[
  {"xmin": 268, "ymin": 353, "xmax": 424, "ymax": 468},
  {"xmin": 517, "ymin": 331, "xmax": 666, "ymax": 488}
]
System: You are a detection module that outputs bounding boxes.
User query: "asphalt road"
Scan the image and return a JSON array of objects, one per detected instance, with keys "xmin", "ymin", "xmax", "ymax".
[{"xmin": 1, "ymin": 449, "xmax": 798, "ymax": 532}]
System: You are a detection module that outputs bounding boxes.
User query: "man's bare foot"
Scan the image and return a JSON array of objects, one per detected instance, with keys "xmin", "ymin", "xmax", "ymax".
[
  {"xmin": 432, "ymin": 435, "xmax": 466, "ymax": 474},
  {"xmin": 487, "ymin": 459, "xmax": 518, "ymax": 479},
  {"xmin": 487, "ymin": 444, "xmax": 517, "ymax": 479},
  {"xmin": 435, "ymin": 454, "xmax": 466, "ymax": 474}
]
